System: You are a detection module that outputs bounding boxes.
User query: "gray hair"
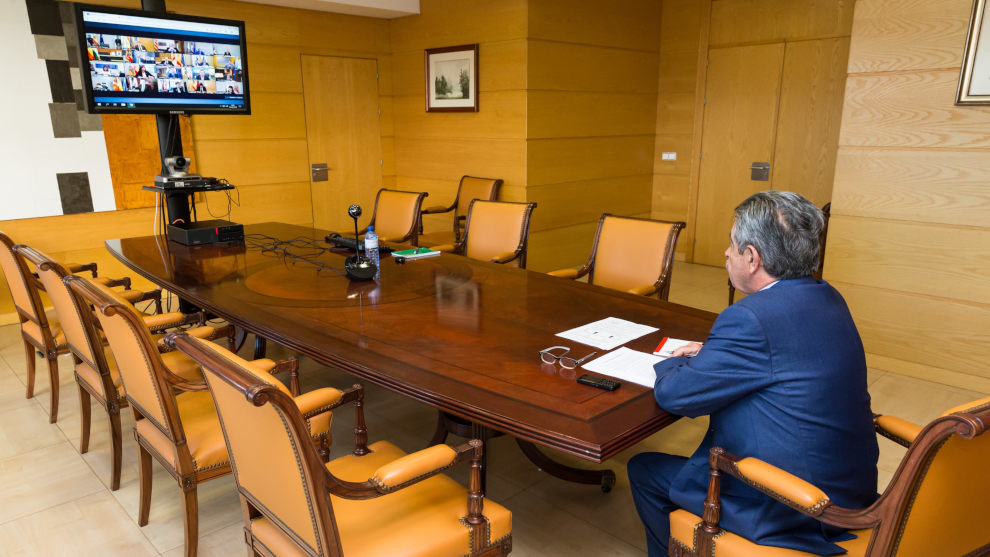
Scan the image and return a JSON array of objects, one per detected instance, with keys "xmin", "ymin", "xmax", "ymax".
[{"xmin": 732, "ymin": 191, "xmax": 824, "ymax": 279}]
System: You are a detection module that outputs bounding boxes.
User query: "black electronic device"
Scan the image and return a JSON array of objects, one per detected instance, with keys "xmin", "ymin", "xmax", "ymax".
[
  {"xmin": 74, "ymin": 3, "xmax": 250, "ymax": 115},
  {"xmin": 324, "ymin": 233, "xmax": 392, "ymax": 256},
  {"xmin": 577, "ymin": 374, "xmax": 621, "ymax": 391},
  {"xmin": 167, "ymin": 219, "xmax": 243, "ymax": 245},
  {"xmin": 154, "ymin": 174, "xmax": 217, "ymax": 189},
  {"xmin": 343, "ymin": 204, "xmax": 377, "ymax": 281}
]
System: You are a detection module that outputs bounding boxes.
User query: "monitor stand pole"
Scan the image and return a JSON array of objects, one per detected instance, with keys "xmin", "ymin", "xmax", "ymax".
[
  {"xmin": 142, "ymin": 0, "xmax": 192, "ymax": 226},
  {"xmin": 143, "ymin": 0, "xmax": 199, "ymax": 314}
]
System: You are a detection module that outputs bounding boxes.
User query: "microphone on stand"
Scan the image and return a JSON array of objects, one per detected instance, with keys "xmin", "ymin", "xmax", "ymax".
[{"xmin": 343, "ymin": 204, "xmax": 377, "ymax": 281}]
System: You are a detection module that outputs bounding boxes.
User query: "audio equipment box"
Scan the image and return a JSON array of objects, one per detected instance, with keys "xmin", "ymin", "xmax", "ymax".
[{"xmin": 167, "ymin": 220, "xmax": 244, "ymax": 245}]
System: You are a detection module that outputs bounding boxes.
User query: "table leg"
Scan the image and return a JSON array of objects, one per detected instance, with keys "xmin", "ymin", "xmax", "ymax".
[
  {"xmin": 231, "ymin": 327, "xmax": 248, "ymax": 353},
  {"xmin": 516, "ymin": 439, "xmax": 616, "ymax": 493},
  {"xmin": 253, "ymin": 336, "xmax": 267, "ymax": 359}
]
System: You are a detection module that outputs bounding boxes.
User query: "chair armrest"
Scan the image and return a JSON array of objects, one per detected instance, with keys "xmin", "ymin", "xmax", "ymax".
[
  {"xmin": 295, "ymin": 387, "xmax": 344, "ymax": 417},
  {"xmin": 875, "ymin": 414, "xmax": 921, "ymax": 448},
  {"xmin": 733, "ymin": 457, "xmax": 830, "ymax": 515},
  {"xmin": 143, "ymin": 312, "xmax": 187, "ymax": 329},
  {"xmin": 100, "ymin": 276, "xmax": 132, "ymax": 290},
  {"xmin": 65, "ymin": 262, "xmax": 98, "ymax": 277},
  {"xmin": 432, "ymin": 244, "xmax": 456, "ymax": 252},
  {"xmin": 157, "ymin": 326, "xmax": 215, "ymax": 352},
  {"xmin": 490, "ymin": 251, "xmax": 520, "ymax": 264},
  {"xmin": 548, "ymin": 268, "xmax": 580, "ymax": 279},
  {"xmin": 626, "ymin": 284, "xmax": 658, "ymax": 296},
  {"xmin": 422, "ymin": 204, "xmax": 454, "ymax": 214},
  {"xmin": 144, "ymin": 311, "xmax": 205, "ymax": 333},
  {"xmin": 687, "ymin": 447, "xmax": 885, "ymax": 557},
  {"xmin": 371, "ymin": 444, "xmax": 458, "ymax": 492}
]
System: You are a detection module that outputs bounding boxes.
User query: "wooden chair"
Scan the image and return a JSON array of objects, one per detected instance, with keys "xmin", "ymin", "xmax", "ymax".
[
  {"xmin": 548, "ymin": 214, "xmax": 685, "ymax": 301},
  {"xmin": 68, "ymin": 276, "xmax": 338, "ymax": 557},
  {"xmin": 0, "ymin": 232, "xmax": 70, "ymax": 423},
  {"xmin": 668, "ymin": 396, "xmax": 990, "ymax": 557},
  {"xmin": 420, "ymin": 175, "xmax": 503, "ymax": 242},
  {"xmin": 729, "ymin": 202, "xmax": 830, "ymax": 305},
  {"xmin": 18, "ymin": 247, "xmax": 238, "ymax": 490},
  {"xmin": 434, "ymin": 200, "xmax": 537, "ymax": 269},
  {"xmin": 357, "ymin": 188, "xmax": 429, "ymax": 246},
  {"xmin": 170, "ymin": 331, "xmax": 514, "ymax": 557}
]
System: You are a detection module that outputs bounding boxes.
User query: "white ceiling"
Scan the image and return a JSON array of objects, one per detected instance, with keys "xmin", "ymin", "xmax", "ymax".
[{"xmin": 233, "ymin": 0, "xmax": 419, "ymax": 19}]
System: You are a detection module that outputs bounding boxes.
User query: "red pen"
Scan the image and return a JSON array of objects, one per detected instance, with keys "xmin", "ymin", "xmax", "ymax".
[{"xmin": 654, "ymin": 337, "xmax": 669, "ymax": 353}]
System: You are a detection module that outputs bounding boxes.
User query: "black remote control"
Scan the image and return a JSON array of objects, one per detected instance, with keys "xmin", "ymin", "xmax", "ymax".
[{"xmin": 577, "ymin": 374, "xmax": 621, "ymax": 391}]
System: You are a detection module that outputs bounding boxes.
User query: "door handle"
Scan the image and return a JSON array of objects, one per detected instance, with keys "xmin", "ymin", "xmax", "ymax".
[
  {"xmin": 750, "ymin": 162, "xmax": 770, "ymax": 181},
  {"xmin": 311, "ymin": 163, "xmax": 330, "ymax": 182}
]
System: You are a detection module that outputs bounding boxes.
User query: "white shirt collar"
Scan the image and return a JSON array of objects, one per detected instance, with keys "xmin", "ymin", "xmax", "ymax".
[{"xmin": 759, "ymin": 280, "xmax": 780, "ymax": 291}]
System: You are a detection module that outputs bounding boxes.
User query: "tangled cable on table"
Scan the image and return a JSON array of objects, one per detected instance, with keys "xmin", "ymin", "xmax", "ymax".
[{"xmin": 244, "ymin": 233, "xmax": 349, "ymax": 277}]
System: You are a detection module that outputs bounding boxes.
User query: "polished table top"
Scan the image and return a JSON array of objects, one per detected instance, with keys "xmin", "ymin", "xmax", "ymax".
[{"xmin": 107, "ymin": 222, "xmax": 717, "ymax": 462}]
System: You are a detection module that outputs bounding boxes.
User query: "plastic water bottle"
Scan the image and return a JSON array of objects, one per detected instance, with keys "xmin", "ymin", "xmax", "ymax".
[{"xmin": 364, "ymin": 226, "xmax": 380, "ymax": 270}]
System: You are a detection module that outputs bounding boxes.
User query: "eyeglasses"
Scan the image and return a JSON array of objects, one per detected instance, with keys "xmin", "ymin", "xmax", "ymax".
[{"xmin": 539, "ymin": 346, "xmax": 597, "ymax": 369}]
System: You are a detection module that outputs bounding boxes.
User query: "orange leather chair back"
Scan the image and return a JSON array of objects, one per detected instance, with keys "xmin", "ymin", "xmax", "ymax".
[
  {"xmin": 69, "ymin": 277, "xmax": 181, "ymax": 440},
  {"xmin": 891, "ymin": 398, "xmax": 990, "ymax": 556},
  {"xmin": 456, "ymin": 177, "xmax": 501, "ymax": 219},
  {"xmin": 196, "ymin": 337, "xmax": 332, "ymax": 556},
  {"xmin": 372, "ymin": 189, "xmax": 428, "ymax": 242},
  {"xmin": 29, "ymin": 251, "xmax": 98, "ymax": 365},
  {"xmin": 0, "ymin": 232, "xmax": 44, "ymax": 325},
  {"xmin": 591, "ymin": 216, "xmax": 681, "ymax": 294},
  {"xmin": 463, "ymin": 200, "xmax": 536, "ymax": 268}
]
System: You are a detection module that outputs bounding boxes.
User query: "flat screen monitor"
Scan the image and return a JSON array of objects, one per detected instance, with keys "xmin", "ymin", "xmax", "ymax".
[{"xmin": 74, "ymin": 3, "xmax": 250, "ymax": 115}]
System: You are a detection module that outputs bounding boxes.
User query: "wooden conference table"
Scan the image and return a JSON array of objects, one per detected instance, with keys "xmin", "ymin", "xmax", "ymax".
[{"xmin": 107, "ymin": 222, "xmax": 717, "ymax": 491}]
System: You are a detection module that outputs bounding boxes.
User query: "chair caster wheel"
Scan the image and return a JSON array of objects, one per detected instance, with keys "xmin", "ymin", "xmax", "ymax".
[{"xmin": 601, "ymin": 470, "xmax": 616, "ymax": 493}]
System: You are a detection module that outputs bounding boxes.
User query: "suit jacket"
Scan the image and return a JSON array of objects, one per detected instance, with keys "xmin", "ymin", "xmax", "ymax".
[{"xmin": 654, "ymin": 277, "xmax": 878, "ymax": 555}]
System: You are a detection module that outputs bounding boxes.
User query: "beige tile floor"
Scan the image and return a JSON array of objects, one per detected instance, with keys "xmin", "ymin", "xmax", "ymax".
[{"xmin": 0, "ymin": 261, "xmax": 986, "ymax": 556}]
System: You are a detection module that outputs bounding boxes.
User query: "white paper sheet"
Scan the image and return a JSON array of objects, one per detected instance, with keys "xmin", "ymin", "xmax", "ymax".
[
  {"xmin": 555, "ymin": 317, "xmax": 659, "ymax": 351},
  {"xmin": 653, "ymin": 337, "xmax": 702, "ymax": 357},
  {"xmin": 581, "ymin": 347, "xmax": 666, "ymax": 388}
]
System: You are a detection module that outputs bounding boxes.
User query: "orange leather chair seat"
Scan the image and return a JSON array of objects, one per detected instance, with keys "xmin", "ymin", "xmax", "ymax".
[
  {"xmin": 135, "ymin": 391, "xmax": 229, "ymax": 473},
  {"xmin": 669, "ymin": 509, "xmax": 873, "ymax": 557},
  {"xmin": 21, "ymin": 310, "xmax": 66, "ymax": 347},
  {"xmin": 260, "ymin": 440, "xmax": 511, "ymax": 557}
]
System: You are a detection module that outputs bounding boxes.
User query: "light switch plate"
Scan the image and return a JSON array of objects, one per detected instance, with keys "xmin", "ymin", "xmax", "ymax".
[{"xmin": 661, "ymin": 152, "xmax": 677, "ymax": 161}]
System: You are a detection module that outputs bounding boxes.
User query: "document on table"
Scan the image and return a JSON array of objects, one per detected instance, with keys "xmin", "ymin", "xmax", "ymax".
[
  {"xmin": 582, "ymin": 347, "xmax": 665, "ymax": 388},
  {"xmin": 556, "ymin": 317, "xmax": 659, "ymax": 351},
  {"xmin": 653, "ymin": 337, "xmax": 702, "ymax": 357}
]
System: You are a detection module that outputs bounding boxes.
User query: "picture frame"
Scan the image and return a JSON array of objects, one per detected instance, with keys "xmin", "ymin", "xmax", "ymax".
[
  {"xmin": 425, "ymin": 44, "xmax": 478, "ymax": 112},
  {"xmin": 957, "ymin": 0, "xmax": 990, "ymax": 104}
]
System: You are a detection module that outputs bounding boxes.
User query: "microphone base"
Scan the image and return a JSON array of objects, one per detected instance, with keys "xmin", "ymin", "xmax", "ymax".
[{"xmin": 344, "ymin": 255, "xmax": 378, "ymax": 281}]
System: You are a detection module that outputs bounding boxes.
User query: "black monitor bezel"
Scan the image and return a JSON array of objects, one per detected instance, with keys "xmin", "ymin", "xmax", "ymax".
[{"xmin": 73, "ymin": 2, "xmax": 251, "ymax": 116}]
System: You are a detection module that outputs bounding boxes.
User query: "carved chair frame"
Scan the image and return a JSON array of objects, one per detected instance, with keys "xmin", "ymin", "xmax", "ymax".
[
  {"xmin": 670, "ymin": 400, "xmax": 990, "ymax": 557},
  {"xmin": 170, "ymin": 331, "xmax": 512, "ymax": 557}
]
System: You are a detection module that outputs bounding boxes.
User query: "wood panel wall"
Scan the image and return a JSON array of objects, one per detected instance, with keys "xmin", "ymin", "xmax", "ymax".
[
  {"xmin": 652, "ymin": 0, "xmax": 707, "ymax": 260},
  {"xmin": 827, "ymin": 0, "xmax": 990, "ymax": 393},
  {"xmin": 390, "ymin": 0, "xmax": 528, "ymax": 246},
  {"xmin": 653, "ymin": 0, "xmax": 853, "ymax": 261},
  {"xmin": 0, "ymin": 0, "xmax": 391, "ymax": 323},
  {"xmin": 525, "ymin": 0, "xmax": 662, "ymax": 272}
]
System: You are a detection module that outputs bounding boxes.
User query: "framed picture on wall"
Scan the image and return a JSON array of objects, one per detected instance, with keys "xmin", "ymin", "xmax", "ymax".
[
  {"xmin": 957, "ymin": 0, "xmax": 990, "ymax": 104},
  {"xmin": 425, "ymin": 44, "xmax": 479, "ymax": 112}
]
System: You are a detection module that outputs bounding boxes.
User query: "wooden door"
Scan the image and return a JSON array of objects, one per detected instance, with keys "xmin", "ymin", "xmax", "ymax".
[
  {"xmin": 693, "ymin": 44, "xmax": 785, "ymax": 266},
  {"xmin": 771, "ymin": 38, "xmax": 850, "ymax": 208},
  {"xmin": 301, "ymin": 56, "xmax": 382, "ymax": 232}
]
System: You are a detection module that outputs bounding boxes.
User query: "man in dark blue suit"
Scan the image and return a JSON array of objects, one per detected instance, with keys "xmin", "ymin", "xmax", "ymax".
[{"xmin": 628, "ymin": 191, "xmax": 878, "ymax": 556}]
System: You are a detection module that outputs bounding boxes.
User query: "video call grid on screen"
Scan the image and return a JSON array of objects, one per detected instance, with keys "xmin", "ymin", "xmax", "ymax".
[{"xmin": 77, "ymin": 7, "xmax": 248, "ymax": 113}]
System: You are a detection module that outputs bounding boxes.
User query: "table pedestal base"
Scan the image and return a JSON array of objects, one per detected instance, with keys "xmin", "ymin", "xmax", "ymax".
[{"xmin": 430, "ymin": 412, "xmax": 615, "ymax": 493}]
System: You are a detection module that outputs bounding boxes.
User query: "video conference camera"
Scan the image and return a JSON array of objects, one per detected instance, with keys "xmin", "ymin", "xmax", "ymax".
[{"xmin": 164, "ymin": 156, "xmax": 192, "ymax": 177}]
